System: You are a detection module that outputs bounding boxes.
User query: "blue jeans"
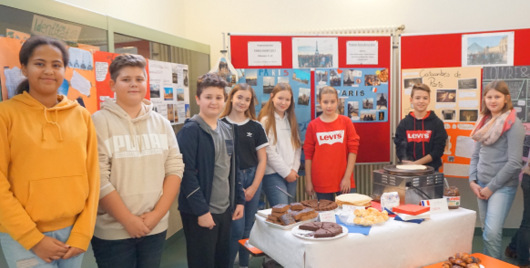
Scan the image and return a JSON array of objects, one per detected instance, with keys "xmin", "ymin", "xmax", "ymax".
[
  {"xmin": 229, "ymin": 167, "xmax": 261, "ymax": 267},
  {"xmin": 316, "ymin": 188, "xmax": 356, "ymax": 201},
  {"xmin": 0, "ymin": 225, "xmax": 84, "ymax": 268},
  {"xmin": 477, "ymin": 181, "xmax": 517, "ymax": 259},
  {"xmin": 91, "ymin": 230, "xmax": 167, "ymax": 268},
  {"xmin": 262, "ymin": 173, "xmax": 296, "ymax": 206},
  {"xmin": 508, "ymin": 174, "xmax": 530, "ymax": 265}
]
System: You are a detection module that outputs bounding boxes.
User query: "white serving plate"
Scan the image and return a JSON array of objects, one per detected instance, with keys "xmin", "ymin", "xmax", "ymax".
[{"xmin": 291, "ymin": 225, "xmax": 348, "ymax": 240}]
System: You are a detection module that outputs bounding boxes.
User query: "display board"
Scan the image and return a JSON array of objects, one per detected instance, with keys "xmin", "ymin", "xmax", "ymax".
[
  {"xmin": 316, "ymin": 68, "xmax": 389, "ymax": 123},
  {"xmin": 401, "ymin": 28, "xmax": 530, "ymax": 178},
  {"xmin": 237, "ymin": 68, "xmax": 311, "ymax": 139},
  {"xmin": 0, "ymin": 38, "xmax": 191, "ymax": 121},
  {"xmin": 148, "ymin": 60, "xmax": 190, "ymax": 125},
  {"xmin": 0, "ymin": 37, "xmax": 98, "ymax": 113},
  {"xmin": 230, "ymin": 34, "xmax": 392, "ymax": 163},
  {"xmin": 483, "ymin": 65, "xmax": 530, "ymax": 159},
  {"xmin": 401, "ymin": 67, "xmax": 481, "ymax": 177}
]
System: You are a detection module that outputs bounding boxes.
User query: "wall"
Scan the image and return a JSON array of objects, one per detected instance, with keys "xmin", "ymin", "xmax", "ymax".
[
  {"xmin": 58, "ymin": 0, "xmax": 530, "ymax": 69},
  {"xmin": 57, "ymin": 0, "xmax": 530, "ymax": 228}
]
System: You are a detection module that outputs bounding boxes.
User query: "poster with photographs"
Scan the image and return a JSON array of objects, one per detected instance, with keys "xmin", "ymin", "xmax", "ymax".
[
  {"xmin": 314, "ymin": 68, "xmax": 389, "ymax": 123},
  {"xmin": 292, "ymin": 37, "xmax": 338, "ymax": 69},
  {"xmin": 483, "ymin": 65, "xmax": 530, "ymax": 158},
  {"xmin": 237, "ymin": 68, "xmax": 311, "ymax": 140},
  {"xmin": 401, "ymin": 66, "xmax": 481, "ymax": 178},
  {"xmin": 462, "ymin": 31, "xmax": 514, "ymax": 67},
  {"xmin": 148, "ymin": 60, "xmax": 190, "ymax": 124}
]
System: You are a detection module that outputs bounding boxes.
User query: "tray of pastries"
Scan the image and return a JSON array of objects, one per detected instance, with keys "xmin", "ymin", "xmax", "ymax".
[{"xmin": 258, "ymin": 203, "xmax": 319, "ymax": 230}]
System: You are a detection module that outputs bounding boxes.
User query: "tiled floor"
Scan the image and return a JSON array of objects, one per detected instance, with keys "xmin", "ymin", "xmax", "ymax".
[{"xmin": 0, "ymin": 229, "xmax": 521, "ymax": 267}]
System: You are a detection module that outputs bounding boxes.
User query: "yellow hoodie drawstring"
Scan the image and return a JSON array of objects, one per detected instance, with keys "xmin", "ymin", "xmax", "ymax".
[{"xmin": 42, "ymin": 108, "xmax": 64, "ymax": 141}]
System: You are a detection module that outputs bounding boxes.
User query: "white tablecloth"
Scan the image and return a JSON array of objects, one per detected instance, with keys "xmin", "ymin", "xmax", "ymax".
[{"xmin": 249, "ymin": 208, "xmax": 476, "ymax": 268}]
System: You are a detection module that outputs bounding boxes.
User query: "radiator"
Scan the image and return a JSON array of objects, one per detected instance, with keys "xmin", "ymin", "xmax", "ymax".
[{"xmin": 295, "ymin": 163, "xmax": 387, "ymax": 202}]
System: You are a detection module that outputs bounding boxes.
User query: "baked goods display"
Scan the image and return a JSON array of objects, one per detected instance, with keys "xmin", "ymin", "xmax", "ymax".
[
  {"xmin": 441, "ymin": 253, "xmax": 481, "ymax": 268},
  {"xmin": 353, "ymin": 207, "xmax": 389, "ymax": 226},
  {"xmin": 299, "ymin": 222, "xmax": 343, "ymax": 238},
  {"xmin": 335, "ymin": 193, "xmax": 373, "ymax": 207},
  {"xmin": 301, "ymin": 199, "xmax": 338, "ymax": 211},
  {"xmin": 266, "ymin": 203, "xmax": 318, "ymax": 226}
]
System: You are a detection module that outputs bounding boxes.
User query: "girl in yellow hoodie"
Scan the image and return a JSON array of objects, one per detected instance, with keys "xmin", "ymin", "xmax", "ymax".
[{"xmin": 0, "ymin": 35, "xmax": 99, "ymax": 267}]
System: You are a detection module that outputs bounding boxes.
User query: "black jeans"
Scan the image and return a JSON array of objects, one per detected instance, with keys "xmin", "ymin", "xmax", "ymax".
[{"xmin": 180, "ymin": 209, "xmax": 232, "ymax": 268}]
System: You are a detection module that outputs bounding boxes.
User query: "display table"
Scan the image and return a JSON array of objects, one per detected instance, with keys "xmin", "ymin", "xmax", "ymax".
[
  {"xmin": 423, "ymin": 253, "xmax": 518, "ymax": 268},
  {"xmin": 249, "ymin": 208, "xmax": 476, "ymax": 268}
]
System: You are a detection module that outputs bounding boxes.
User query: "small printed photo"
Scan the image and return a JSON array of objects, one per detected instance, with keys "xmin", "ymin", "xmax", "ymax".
[
  {"xmin": 362, "ymin": 98, "xmax": 374, "ymax": 109},
  {"xmin": 150, "ymin": 84, "xmax": 160, "ymax": 98},
  {"xmin": 378, "ymin": 111, "xmax": 385, "ymax": 121},
  {"xmin": 441, "ymin": 109, "xmax": 456, "ymax": 121},
  {"xmin": 316, "ymin": 85, "xmax": 326, "ymax": 104},
  {"xmin": 185, "ymin": 104, "xmax": 190, "ymax": 119},
  {"xmin": 377, "ymin": 68, "xmax": 389, "ymax": 83},
  {"xmin": 348, "ymin": 101, "xmax": 359, "ymax": 121},
  {"xmin": 316, "ymin": 104, "xmax": 323, "ymax": 117},
  {"xmin": 176, "ymin": 88, "xmax": 185, "ymax": 101},
  {"xmin": 437, "ymin": 89, "xmax": 457, "ymax": 103},
  {"xmin": 338, "ymin": 98, "xmax": 345, "ymax": 115},
  {"xmin": 316, "ymin": 70, "xmax": 328, "ymax": 84},
  {"xmin": 404, "ymin": 77, "xmax": 422, "ymax": 89},
  {"xmin": 343, "ymin": 69, "xmax": 356, "ymax": 86},
  {"xmin": 298, "ymin": 88, "xmax": 310, "ymax": 106},
  {"xmin": 261, "ymin": 100, "xmax": 268, "ymax": 109},
  {"xmin": 245, "ymin": 69, "xmax": 258, "ymax": 86},
  {"xmin": 513, "ymin": 101, "xmax": 526, "ymax": 121},
  {"xmin": 172, "ymin": 65, "xmax": 178, "ymax": 84},
  {"xmin": 459, "ymin": 109, "xmax": 478, "ymax": 122},
  {"xmin": 68, "ymin": 47, "xmax": 93, "ymax": 70},
  {"xmin": 164, "ymin": 87, "xmax": 174, "ymax": 101},
  {"xmin": 278, "ymin": 76, "xmax": 289, "ymax": 84},
  {"xmin": 330, "ymin": 70, "xmax": 341, "ymax": 87},
  {"xmin": 458, "ymin": 78, "xmax": 478, "ymax": 90},
  {"xmin": 263, "ymin": 77, "xmax": 275, "ymax": 94},
  {"xmin": 360, "ymin": 111, "xmax": 377, "ymax": 121},
  {"xmin": 183, "ymin": 69, "xmax": 189, "ymax": 87},
  {"xmin": 292, "ymin": 69, "xmax": 310, "ymax": 85},
  {"xmin": 364, "ymin": 74, "xmax": 380, "ymax": 86},
  {"xmin": 167, "ymin": 104, "xmax": 175, "ymax": 123},
  {"xmin": 376, "ymin": 93, "xmax": 388, "ymax": 110}
]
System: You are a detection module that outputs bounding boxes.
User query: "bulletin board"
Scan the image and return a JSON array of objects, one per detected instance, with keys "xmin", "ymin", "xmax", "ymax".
[
  {"xmin": 0, "ymin": 37, "xmax": 99, "ymax": 113},
  {"xmin": 401, "ymin": 28, "xmax": 530, "ymax": 178},
  {"xmin": 230, "ymin": 34, "xmax": 392, "ymax": 163}
]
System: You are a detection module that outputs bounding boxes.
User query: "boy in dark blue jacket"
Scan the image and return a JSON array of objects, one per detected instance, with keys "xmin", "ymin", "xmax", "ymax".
[{"xmin": 177, "ymin": 72, "xmax": 245, "ymax": 268}]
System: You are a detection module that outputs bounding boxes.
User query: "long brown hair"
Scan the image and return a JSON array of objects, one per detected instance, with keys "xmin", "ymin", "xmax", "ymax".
[
  {"xmin": 481, "ymin": 80, "xmax": 513, "ymax": 116},
  {"xmin": 220, "ymin": 83, "xmax": 257, "ymax": 120},
  {"xmin": 258, "ymin": 82, "xmax": 301, "ymax": 149}
]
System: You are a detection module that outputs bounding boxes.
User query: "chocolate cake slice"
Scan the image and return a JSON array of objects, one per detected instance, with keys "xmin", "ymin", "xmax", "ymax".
[{"xmin": 299, "ymin": 221, "xmax": 322, "ymax": 231}]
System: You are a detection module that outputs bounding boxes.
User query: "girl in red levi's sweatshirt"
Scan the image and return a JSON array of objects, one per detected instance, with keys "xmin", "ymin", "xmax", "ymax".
[
  {"xmin": 394, "ymin": 83, "xmax": 447, "ymax": 171},
  {"xmin": 304, "ymin": 86, "xmax": 360, "ymax": 201}
]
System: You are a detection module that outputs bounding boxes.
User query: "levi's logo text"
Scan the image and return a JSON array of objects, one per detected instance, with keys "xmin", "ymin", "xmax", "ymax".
[
  {"xmin": 406, "ymin": 130, "xmax": 432, "ymax": 142},
  {"xmin": 317, "ymin": 130, "xmax": 344, "ymax": 145}
]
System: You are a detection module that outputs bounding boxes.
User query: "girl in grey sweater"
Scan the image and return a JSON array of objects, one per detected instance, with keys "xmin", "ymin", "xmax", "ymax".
[{"xmin": 469, "ymin": 80, "xmax": 525, "ymax": 260}]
